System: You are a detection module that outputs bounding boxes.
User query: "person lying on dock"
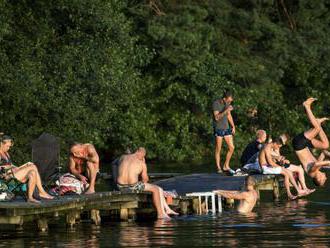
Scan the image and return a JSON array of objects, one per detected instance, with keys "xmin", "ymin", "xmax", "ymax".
[
  {"xmin": 116, "ymin": 147, "xmax": 178, "ymax": 219},
  {"xmin": 292, "ymin": 98, "xmax": 330, "ymax": 186},
  {"xmin": 68, "ymin": 142, "xmax": 100, "ymax": 194},
  {"xmin": 259, "ymin": 136, "xmax": 310, "ymax": 200},
  {"xmin": 0, "ymin": 135, "xmax": 54, "ymax": 203},
  {"xmin": 241, "ymin": 129, "xmax": 267, "ymax": 167},
  {"xmin": 214, "ymin": 176, "xmax": 258, "ymax": 214}
]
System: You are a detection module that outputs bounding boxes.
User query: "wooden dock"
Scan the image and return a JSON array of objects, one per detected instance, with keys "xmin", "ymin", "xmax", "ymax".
[
  {"xmin": 154, "ymin": 173, "xmax": 283, "ymax": 200},
  {"xmin": 0, "ymin": 173, "xmax": 284, "ymax": 231},
  {"xmin": 0, "ymin": 191, "xmax": 196, "ymax": 231}
]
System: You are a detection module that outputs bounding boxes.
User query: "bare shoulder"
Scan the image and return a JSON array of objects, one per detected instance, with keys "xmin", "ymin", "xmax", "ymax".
[{"xmin": 86, "ymin": 143, "xmax": 97, "ymax": 153}]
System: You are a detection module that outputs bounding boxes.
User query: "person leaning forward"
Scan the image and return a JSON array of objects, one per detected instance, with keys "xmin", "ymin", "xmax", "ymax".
[
  {"xmin": 212, "ymin": 90, "xmax": 236, "ymax": 174},
  {"xmin": 68, "ymin": 142, "xmax": 100, "ymax": 194},
  {"xmin": 116, "ymin": 147, "xmax": 178, "ymax": 219}
]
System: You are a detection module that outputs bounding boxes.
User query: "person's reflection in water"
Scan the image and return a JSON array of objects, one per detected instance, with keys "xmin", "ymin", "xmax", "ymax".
[
  {"xmin": 118, "ymin": 222, "xmax": 151, "ymax": 247},
  {"xmin": 152, "ymin": 219, "xmax": 175, "ymax": 246},
  {"xmin": 298, "ymin": 211, "xmax": 328, "ymax": 247}
]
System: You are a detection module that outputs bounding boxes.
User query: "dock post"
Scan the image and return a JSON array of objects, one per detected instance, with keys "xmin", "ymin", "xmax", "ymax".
[
  {"xmin": 66, "ymin": 211, "xmax": 79, "ymax": 228},
  {"xmin": 120, "ymin": 208, "xmax": 129, "ymax": 221},
  {"xmin": 91, "ymin": 210, "xmax": 101, "ymax": 225},
  {"xmin": 179, "ymin": 200, "xmax": 189, "ymax": 215},
  {"xmin": 128, "ymin": 209, "xmax": 137, "ymax": 221},
  {"xmin": 37, "ymin": 217, "xmax": 48, "ymax": 232},
  {"xmin": 192, "ymin": 198, "xmax": 200, "ymax": 214},
  {"xmin": 273, "ymin": 178, "xmax": 280, "ymax": 200}
]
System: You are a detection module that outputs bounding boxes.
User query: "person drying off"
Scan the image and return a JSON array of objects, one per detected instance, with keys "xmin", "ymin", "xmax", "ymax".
[
  {"xmin": 68, "ymin": 143, "xmax": 100, "ymax": 194},
  {"xmin": 292, "ymin": 98, "xmax": 330, "ymax": 186},
  {"xmin": 214, "ymin": 176, "xmax": 258, "ymax": 214},
  {"xmin": 116, "ymin": 147, "xmax": 178, "ymax": 219},
  {"xmin": 212, "ymin": 90, "xmax": 236, "ymax": 174}
]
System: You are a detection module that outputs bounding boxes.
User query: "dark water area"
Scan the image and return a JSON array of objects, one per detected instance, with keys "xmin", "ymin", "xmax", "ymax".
[{"xmin": 1, "ymin": 163, "xmax": 330, "ymax": 247}]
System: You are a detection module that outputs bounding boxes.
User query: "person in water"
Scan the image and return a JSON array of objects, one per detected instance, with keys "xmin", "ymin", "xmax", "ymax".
[
  {"xmin": 212, "ymin": 90, "xmax": 236, "ymax": 174},
  {"xmin": 68, "ymin": 143, "xmax": 100, "ymax": 194},
  {"xmin": 0, "ymin": 135, "xmax": 54, "ymax": 203},
  {"xmin": 214, "ymin": 176, "xmax": 258, "ymax": 214},
  {"xmin": 292, "ymin": 98, "xmax": 330, "ymax": 186},
  {"xmin": 116, "ymin": 147, "xmax": 178, "ymax": 219},
  {"xmin": 259, "ymin": 136, "xmax": 309, "ymax": 200},
  {"xmin": 240, "ymin": 129, "xmax": 267, "ymax": 166}
]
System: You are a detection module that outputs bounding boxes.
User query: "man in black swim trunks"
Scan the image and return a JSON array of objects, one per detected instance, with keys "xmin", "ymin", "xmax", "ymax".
[
  {"xmin": 212, "ymin": 90, "xmax": 236, "ymax": 173},
  {"xmin": 292, "ymin": 98, "xmax": 330, "ymax": 186}
]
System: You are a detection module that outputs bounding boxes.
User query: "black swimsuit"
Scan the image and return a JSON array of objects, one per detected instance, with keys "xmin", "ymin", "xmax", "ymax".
[{"xmin": 292, "ymin": 133, "xmax": 314, "ymax": 151}]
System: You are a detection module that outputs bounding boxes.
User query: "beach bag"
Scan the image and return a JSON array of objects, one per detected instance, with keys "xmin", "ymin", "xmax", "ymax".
[{"xmin": 50, "ymin": 173, "xmax": 88, "ymax": 195}]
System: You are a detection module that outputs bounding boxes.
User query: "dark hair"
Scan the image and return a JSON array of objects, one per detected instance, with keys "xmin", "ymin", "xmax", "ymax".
[
  {"xmin": 222, "ymin": 89, "xmax": 233, "ymax": 99},
  {"xmin": 0, "ymin": 134, "xmax": 13, "ymax": 143},
  {"xmin": 273, "ymin": 137, "xmax": 284, "ymax": 145},
  {"xmin": 313, "ymin": 177, "xmax": 325, "ymax": 187}
]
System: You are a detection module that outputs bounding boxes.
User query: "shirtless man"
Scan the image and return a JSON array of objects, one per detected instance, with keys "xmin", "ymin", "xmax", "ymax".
[
  {"xmin": 117, "ymin": 147, "xmax": 178, "ymax": 219},
  {"xmin": 292, "ymin": 98, "xmax": 330, "ymax": 186},
  {"xmin": 259, "ymin": 137, "xmax": 308, "ymax": 200},
  {"xmin": 68, "ymin": 143, "xmax": 100, "ymax": 194},
  {"xmin": 271, "ymin": 136, "xmax": 314, "ymax": 195},
  {"xmin": 0, "ymin": 135, "xmax": 54, "ymax": 203},
  {"xmin": 214, "ymin": 176, "xmax": 258, "ymax": 214}
]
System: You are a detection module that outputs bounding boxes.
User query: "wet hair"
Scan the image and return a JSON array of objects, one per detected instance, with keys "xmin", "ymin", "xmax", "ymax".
[
  {"xmin": 222, "ymin": 89, "xmax": 233, "ymax": 99},
  {"xmin": 313, "ymin": 175, "xmax": 326, "ymax": 187},
  {"xmin": 245, "ymin": 176, "xmax": 256, "ymax": 187}
]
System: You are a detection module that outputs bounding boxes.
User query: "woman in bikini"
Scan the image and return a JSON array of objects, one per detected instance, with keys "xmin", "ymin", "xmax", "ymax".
[{"xmin": 0, "ymin": 135, "xmax": 54, "ymax": 203}]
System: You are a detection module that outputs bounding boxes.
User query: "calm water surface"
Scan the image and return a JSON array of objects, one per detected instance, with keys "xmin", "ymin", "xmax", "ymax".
[{"xmin": 1, "ymin": 163, "xmax": 330, "ymax": 247}]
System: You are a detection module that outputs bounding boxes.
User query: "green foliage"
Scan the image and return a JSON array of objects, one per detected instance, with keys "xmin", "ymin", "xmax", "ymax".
[{"xmin": 1, "ymin": 0, "xmax": 330, "ymax": 166}]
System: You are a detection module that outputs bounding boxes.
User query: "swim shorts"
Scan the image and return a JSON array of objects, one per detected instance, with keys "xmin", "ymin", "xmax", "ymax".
[
  {"xmin": 262, "ymin": 165, "xmax": 282, "ymax": 175},
  {"xmin": 214, "ymin": 128, "xmax": 232, "ymax": 137},
  {"xmin": 117, "ymin": 181, "xmax": 145, "ymax": 193},
  {"xmin": 292, "ymin": 132, "xmax": 314, "ymax": 151}
]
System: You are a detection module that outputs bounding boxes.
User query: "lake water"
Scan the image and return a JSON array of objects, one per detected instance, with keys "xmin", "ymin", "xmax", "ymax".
[{"xmin": 1, "ymin": 163, "xmax": 330, "ymax": 247}]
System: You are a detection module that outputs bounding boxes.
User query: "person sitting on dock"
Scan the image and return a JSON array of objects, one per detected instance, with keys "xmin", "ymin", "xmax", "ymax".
[
  {"xmin": 214, "ymin": 176, "xmax": 258, "ymax": 214},
  {"xmin": 259, "ymin": 136, "xmax": 309, "ymax": 200},
  {"xmin": 0, "ymin": 135, "xmax": 54, "ymax": 203},
  {"xmin": 241, "ymin": 129, "xmax": 267, "ymax": 167},
  {"xmin": 271, "ymin": 135, "xmax": 315, "ymax": 195},
  {"xmin": 212, "ymin": 90, "xmax": 236, "ymax": 174},
  {"xmin": 116, "ymin": 147, "xmax": 178, "ymax": 219},
  {"xmin": 68, "ymin": 142, "xmax": 100, "ymax": 194},
  {"xmin": 292, "ymin": 98, "xmax": 330, "ymax": 186}
]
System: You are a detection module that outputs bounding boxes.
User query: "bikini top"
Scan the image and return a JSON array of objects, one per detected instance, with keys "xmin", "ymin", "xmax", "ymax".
[{"xmin": 0, "ymin": 151, "xmax": 12, "ymax": 165}]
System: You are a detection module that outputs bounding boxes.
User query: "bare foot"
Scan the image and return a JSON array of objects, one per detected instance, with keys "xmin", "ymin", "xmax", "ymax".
[
  {"xmin": 288, "ymin": 195, "xmax": 298, "ymax": 201},
  {"xmin": 317, "ymin": 117, "xmax": 329, "ymax": 125},
  {"xmin": 158, "ymin": 214, "xmax": 171, "ymax": 220},
  {"xmin": 166, "ymin": 209, "xmax": 179, "ymax": 216},
  {"xmin": 27, "ymin": 198, "xmax": 41, "ymax": 204},
  {"xmin": 323, "ymin": 150, "xmax": 330, "ymax": 158},
  {"xmin": 297, "ymin": 190, "xmax": 310, "ymax": 197},
  {"xmin": 84, "ymin": 189, "xmax": 95, "ymax": 194},
  {"xmin": 39, "ymin": 192, "xmax": 54, "ymax": 200},
  {"xmin": 303, "ymin": 97, "xmax": 317, "ymax": 108},
  {"xmin": 306, "ymin": 188, "xmax": 316, "ymax": 194}
]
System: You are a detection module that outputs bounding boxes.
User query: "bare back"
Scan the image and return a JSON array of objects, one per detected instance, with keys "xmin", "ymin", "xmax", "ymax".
[
  {"xmin": 117, "ymin": 154, "xmax": 145, "ymax": 185},
  {"xmin": 258, "ymin": 144, "xmax": 270, "ymax": 166},
  {"xmin": 237, "ymin": 190, "xmax": 258, "ymax": 214}
]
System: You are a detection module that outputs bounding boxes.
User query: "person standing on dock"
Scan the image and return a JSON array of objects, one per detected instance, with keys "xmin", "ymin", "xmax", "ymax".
[
  {"xmin": 214, "ymin": 176, "xmax": 258, "ymax": 214},
  {"xmin": 116, "ymin": 147, "xmax": 178, "ymax": 219},
  {"xmin": 212, "ymin": 90, "xmax": 236, "ymax": 174},
  {"xmin": 292, "ymin": 98, "xmax": 330, "ymax": 186},
  {"xmin": 68, "ymin": 143, "xmax": 100, "ymax": 194}
]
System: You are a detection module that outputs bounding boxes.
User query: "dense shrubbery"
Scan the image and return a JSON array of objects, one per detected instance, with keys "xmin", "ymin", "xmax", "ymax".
[{"xmin": 1, "ymin": 0, "xmax": 330, "ymax": 165}]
